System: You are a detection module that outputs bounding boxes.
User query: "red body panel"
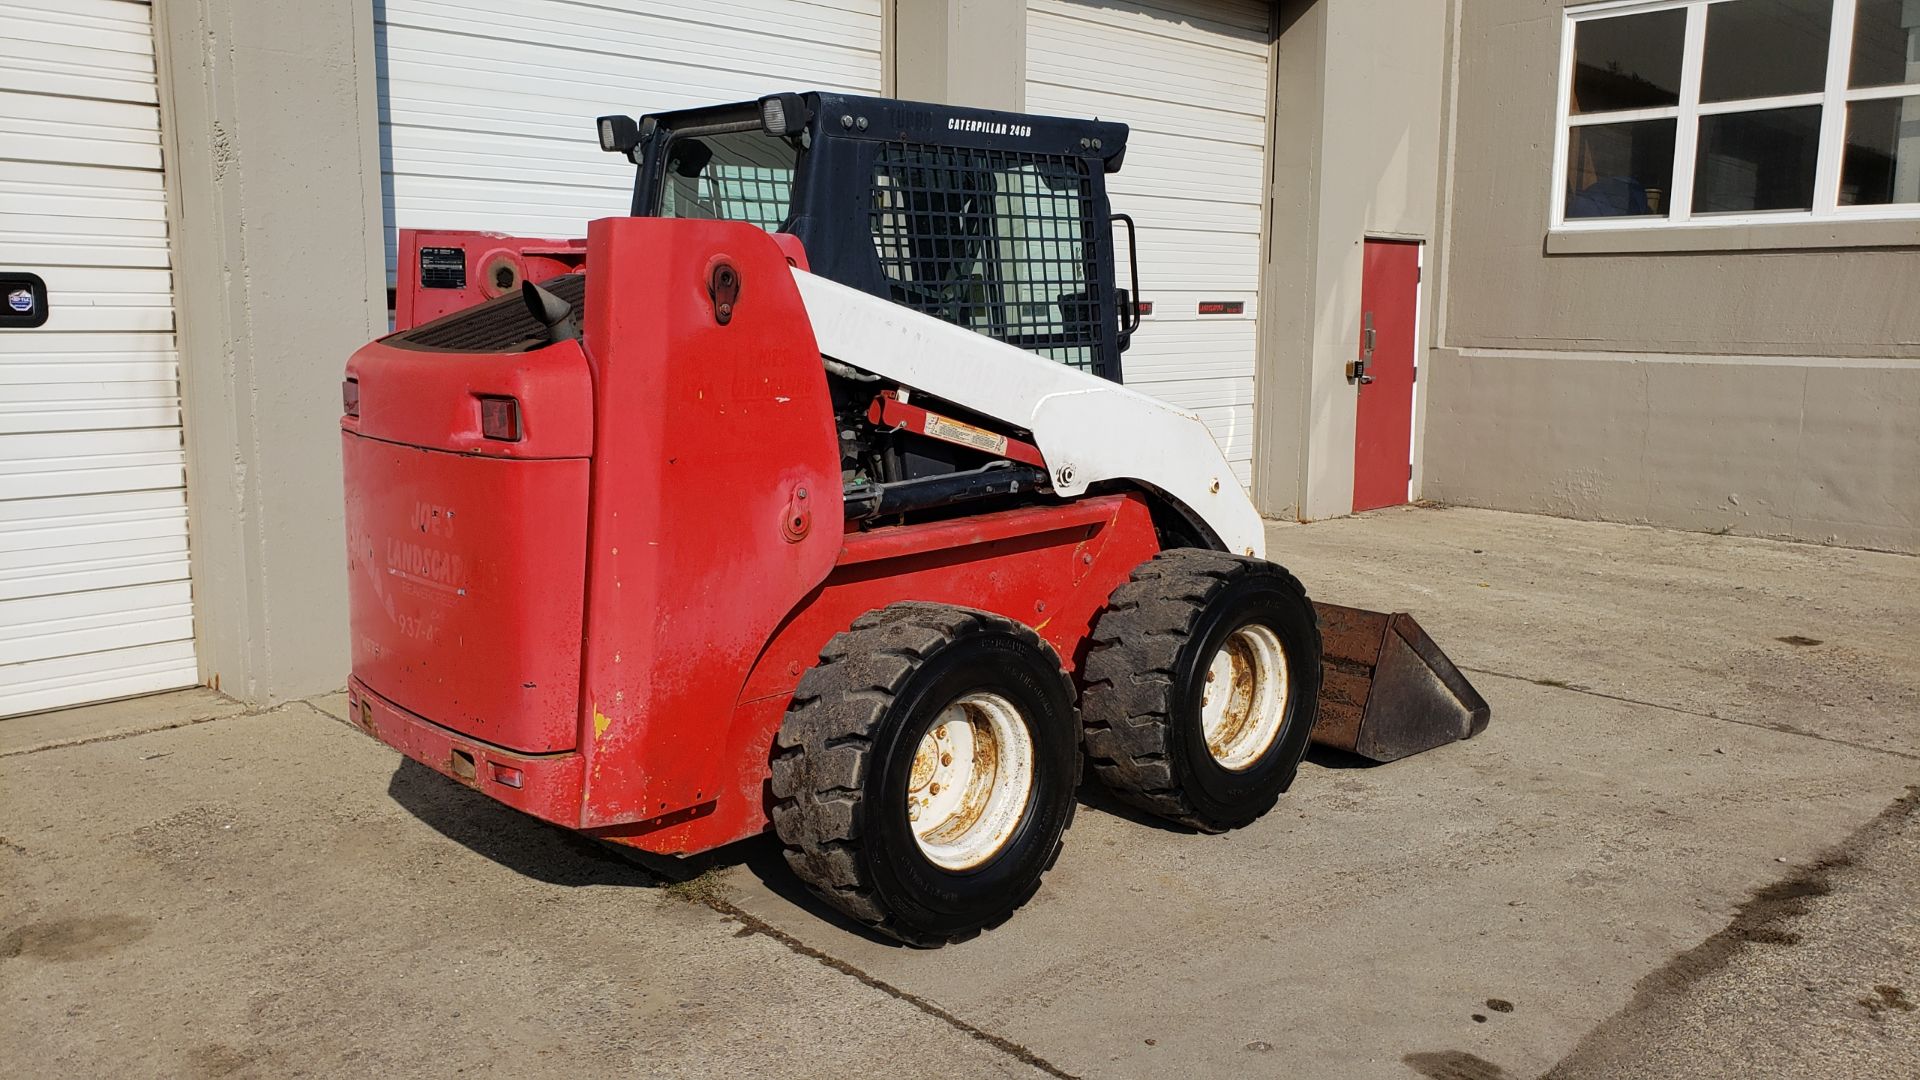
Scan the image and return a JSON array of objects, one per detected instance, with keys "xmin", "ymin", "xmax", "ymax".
[
  {"xmin": 570, "ymin": 218, "xmax": 845, "ymax": 830},
  {"xmin": 343, "ymin": 338, "xmax": 596, "ymax": 753},
  {"xmin": 1352, "ymin": 238, "xmax": 1421, "ymax": 512},
  {"xmin": 396, "ymin": 230, "xmax": 587, "ymax": 330},
  {"xmin": 342, "ymin": 218, "xmax": 1167, "ymax": 856},
  {"xmin": 342, "ymin": 439, "xmax": 590, "ymax": 753},
  {"xmin": 351, "ymin": 677, "xmax": 585, "ymax": 823},
  {"xmin": 344, "ymin": 338, "xmax": 596, "ymax": 459},
  {"xmin": 616, "ymin": 493, "xmax": 1162, "ymax": 854}
]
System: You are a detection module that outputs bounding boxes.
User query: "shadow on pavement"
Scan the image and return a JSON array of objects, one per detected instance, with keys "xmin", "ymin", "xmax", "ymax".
[
  {"xmin": 1072, "ymin": 780, "xmax": 1197, "ymax": 833},
  {"xmin": 1303, "ymin": 744, "xmax": 1384, "ymax": 770},
  {"xmin": 389, "ymin": 753, "xmax": 1356, "ymax": 950},
  {"xmin": 733, "ymin": 836, "xmax": 919, "ymax": 948},
  {"xmin": 386, "ymin": 758, "xmax": 664, "ymax": 889},
  {"xmin": 385, "ymin": 757, "xmax": 904, "ymax": 945}
]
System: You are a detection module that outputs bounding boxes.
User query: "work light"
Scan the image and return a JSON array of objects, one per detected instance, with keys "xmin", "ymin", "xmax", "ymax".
[
  {"xmin": 595, "ymin": 114, "xmax": 638, "ymax": 155},
  {"xmin": 759, "ymin": 93, "xmax": 809, "ymax": 137}
]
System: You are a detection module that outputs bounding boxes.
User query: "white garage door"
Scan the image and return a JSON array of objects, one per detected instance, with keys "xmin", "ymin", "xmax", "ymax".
[
  {"xmin": 376, "ymin": 0, "xmax": 885, "ymax": 270},
  {"xmin": 1027, "ymin": 0, "xmax": 1271, "ymax": 487},
  {"xmin": 0, "ymin": 0, "xmax": 196, "ymax": 717}
]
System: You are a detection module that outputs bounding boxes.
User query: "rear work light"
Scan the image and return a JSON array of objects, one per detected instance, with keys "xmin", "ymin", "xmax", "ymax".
[
  {"xmin": 759, "ymin": 93, "xmax": 810, "ymax": 137},
  {"xmin": 342, "ymin": 378, "xmax": 359, "ymax": 418},
  {"xmin": 596, "ymin": 114, "xmax": 638, "ymax": 156},
  {"xmin": 479, "ymin": 395, "xmax": 520, "ymax": 441}
]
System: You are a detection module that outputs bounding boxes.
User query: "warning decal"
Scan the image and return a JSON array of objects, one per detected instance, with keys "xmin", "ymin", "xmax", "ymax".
[{"xmin": 924, "ymin": 414, "xmax": 1009, "ymax": 456}]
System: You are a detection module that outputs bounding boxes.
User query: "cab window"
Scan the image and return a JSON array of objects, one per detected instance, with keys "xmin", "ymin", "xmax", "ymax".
[{"xmin": 659, "ymin": 128, "xmax": 798, "ymax": 231}]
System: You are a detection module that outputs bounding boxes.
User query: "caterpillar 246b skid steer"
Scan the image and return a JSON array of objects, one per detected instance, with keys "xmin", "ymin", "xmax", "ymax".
[{"xmin": 342, "ymin": 91, "xmax": 1487, "ymax": 946}]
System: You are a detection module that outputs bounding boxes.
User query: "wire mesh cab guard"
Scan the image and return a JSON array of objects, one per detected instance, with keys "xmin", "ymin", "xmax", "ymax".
[{"xmin": 618, "ymin": 92, "xmax": 1134, "ymax": 383}]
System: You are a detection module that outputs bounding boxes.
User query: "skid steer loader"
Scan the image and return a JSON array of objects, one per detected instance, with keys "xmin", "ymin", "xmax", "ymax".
[{"xmin": 342, "ymin": 91, "xmax": 1486, "ymax": 946}]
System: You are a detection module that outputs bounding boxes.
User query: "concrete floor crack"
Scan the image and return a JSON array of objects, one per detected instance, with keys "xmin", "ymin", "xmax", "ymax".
[
  {"xmin": 701, "ymin": 895, "xmax": 1082, "ymax": 1080},
  {"xmin": 0, "ymin": 706, "xmax": 268, "ymax": 759},
  {"xmin": 1460, "ymin": 665, "xmax": 1920, "ymax": 762}
]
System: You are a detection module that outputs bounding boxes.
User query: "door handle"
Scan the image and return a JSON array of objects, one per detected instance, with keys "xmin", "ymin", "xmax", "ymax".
[{"xmin": 1348, "ymin": 311, "xmax": 1376, "ymax": 385}]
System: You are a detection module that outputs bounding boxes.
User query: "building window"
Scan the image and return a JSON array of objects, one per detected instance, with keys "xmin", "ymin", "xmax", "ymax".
[{"xmin": 1555, "ymin": 0, "xmax": 1920, "ymax": 228}]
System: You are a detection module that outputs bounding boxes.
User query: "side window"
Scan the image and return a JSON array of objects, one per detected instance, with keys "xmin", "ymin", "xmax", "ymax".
[
  {"xmin": 870, "ymin": 146, "xmax": 1102, "ymax": 372},
  {"xmin": 990, "ymin": 164, "xmax": 1097, "ymax": 371},
  {"xmin": 660, "ymin": 129, "xmax": 796, "ymax": 230}
]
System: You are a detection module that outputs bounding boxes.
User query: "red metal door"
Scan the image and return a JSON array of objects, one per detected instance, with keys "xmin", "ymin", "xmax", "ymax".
[{"xmin": 1351, "ymin": 239, "xmax": 1421, "ymax": 512}]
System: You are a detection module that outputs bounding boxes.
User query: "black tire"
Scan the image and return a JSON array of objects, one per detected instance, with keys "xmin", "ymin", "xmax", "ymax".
[
  {"xmin": 1079, "ymin": 548, "xmax": 1322, "ymax": 832},
  {"xmin": 770, "ymin": 602, "xmax": 1079, "ymax": 947}
]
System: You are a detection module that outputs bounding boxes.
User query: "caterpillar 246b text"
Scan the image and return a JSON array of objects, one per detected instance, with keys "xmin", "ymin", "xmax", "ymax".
[{"xmin": 342, "ymin": 92, "xmax": 1488, "ymax": 945}]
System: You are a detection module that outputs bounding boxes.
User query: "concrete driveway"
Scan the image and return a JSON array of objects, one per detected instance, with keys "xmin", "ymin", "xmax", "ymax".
[{"xmin": 4, "ymin": 507, "xmax": 1916, "ymax": 1078}]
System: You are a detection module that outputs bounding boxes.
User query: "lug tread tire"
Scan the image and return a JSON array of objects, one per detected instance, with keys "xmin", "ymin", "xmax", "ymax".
[
  {"xmin": 770, "ymin": 602, "xmax": 1077, "ymax": 947},
  {"xmin": 1081, "ymin": 548, "xmax": 1321, "ymax": 832}
]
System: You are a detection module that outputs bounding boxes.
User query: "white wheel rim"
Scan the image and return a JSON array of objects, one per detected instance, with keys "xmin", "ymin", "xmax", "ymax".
[
  {"xmin": 906, "ymin": 692, "xmax": 1035, "ymax": 871},
  {"xmin": 1198, "ymin": 623, "xmax": 1291, "ymax": 771}
]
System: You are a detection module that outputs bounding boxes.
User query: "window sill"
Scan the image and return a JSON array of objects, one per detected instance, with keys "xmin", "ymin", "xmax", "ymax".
[{"xmin": 1546, "ymin": 218, "xmax": 1920, "ymax": 254}]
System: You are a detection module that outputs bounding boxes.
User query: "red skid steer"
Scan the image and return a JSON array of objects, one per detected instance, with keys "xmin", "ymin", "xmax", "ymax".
[{"xmin": 342, "ymin": 92, "xmax": 1487, "ymax": 946}]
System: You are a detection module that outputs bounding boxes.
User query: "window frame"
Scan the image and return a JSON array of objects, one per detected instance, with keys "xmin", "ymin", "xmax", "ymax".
[{"xmin": 1551, "ymin": 0, "xmax": 1920, "ymax": 232}]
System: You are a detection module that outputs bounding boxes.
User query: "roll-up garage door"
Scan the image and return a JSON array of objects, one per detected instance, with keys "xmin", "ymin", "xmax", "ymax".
[
  {"xmin": 0, "ymin": 0, "xmax": 197, "ymax": 717},
  {"xmin": 375, "ymin": 0, "xmax": 885, "ymax": 271},
  {"xmin": 1027, "ymin": 0, "xmax": 1271, "ymax": 487}
]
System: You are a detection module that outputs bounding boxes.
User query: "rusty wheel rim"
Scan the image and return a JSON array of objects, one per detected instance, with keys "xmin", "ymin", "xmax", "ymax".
[
  {"xmin": 1199, "ymin": 623, "xmax": 1290, "ymax": 771},
  {"xmin": 906, "ymin": 692, "xmax": 1035, "ymax": 870}
]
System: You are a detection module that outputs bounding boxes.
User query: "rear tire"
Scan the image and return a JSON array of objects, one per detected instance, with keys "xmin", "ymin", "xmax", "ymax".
[
  {"xmin": 770, "ymin": 602, "xmax": 1079, "ymax": 947},
  {"xmin": 1080, "ymin": 548, "xmax": 1322, "ymax": 832}
]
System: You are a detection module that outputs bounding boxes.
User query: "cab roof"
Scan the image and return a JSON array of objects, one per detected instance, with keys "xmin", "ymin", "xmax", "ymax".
[{"xmin": 638, "ymin": 90, "xmax": 1130, "ymax": 173}]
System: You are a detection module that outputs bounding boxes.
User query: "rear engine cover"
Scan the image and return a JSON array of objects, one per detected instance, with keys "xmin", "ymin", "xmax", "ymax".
[
  {"xmin": 343, "ymin": 438, "xmax": 589, "ymax": 753},
  {"xmin": 341, "ymin": 323, "xmax": 595, "ymax": 755}
]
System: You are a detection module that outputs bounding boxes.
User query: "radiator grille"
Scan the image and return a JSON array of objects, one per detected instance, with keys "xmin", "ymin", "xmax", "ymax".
[
  {"xmin": 869, "ymin": 144, "xmax": 1104, "ymax": 372},
  {"xmin": 392, "ymin": 273, "xmax": 589, "ymax": 353}
]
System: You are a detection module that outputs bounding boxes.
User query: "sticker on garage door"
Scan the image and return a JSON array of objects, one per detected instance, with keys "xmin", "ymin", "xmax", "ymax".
[{"xmin": 0, "ymin": 272, "xmax": 48, "ymax": 328}]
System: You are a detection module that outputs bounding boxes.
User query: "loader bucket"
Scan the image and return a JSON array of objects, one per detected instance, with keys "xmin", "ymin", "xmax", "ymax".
[{"xmin": 1309, "ymin": 603, "xmax": 1490, "ymax": 763}]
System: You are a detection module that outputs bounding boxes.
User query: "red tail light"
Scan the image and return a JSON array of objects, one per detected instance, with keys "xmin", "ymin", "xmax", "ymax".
[
  {"xmin": 479, "ymin": 396, "xmax": 520, "ymax": 441},
  {"xmin": 342, "ymin": 378, "xmax": 360, "ymax": 418}
]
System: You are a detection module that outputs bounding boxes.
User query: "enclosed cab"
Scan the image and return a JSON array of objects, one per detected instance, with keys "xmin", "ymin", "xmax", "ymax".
[{"xmin": 604, "ymin": 92, "xmax": 1140, "ymax": 381}]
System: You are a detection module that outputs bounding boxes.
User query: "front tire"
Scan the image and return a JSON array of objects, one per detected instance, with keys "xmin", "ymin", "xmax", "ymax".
[
  {"xmin": 770, "ymin": 602, "xmax": 1079, "ymax": 946},
  {"xmin": 1080, "ymin": 548, "xmax": 1322, "ymax": 832}
]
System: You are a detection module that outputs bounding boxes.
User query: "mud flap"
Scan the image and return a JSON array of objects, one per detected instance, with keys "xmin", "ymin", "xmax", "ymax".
[{"xmin": 1310, "ymin": 603, "xmax": 1491, "ymax": 763}]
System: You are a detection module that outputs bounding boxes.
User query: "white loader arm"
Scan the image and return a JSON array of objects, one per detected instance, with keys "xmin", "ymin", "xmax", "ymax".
[{"xmin": 791, "ymin": 268, "xmax": 1266, "ymax": 559}]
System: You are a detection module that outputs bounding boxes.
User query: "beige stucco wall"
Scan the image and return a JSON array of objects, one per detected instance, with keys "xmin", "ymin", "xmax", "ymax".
[
  {"xmin": 157, "ymin": 0, "xmax": 388, "ymax": 703},
  {"xmin": 1254, "ymin": 0, "xmax": 1449, "ymax": 521},
  {"xmin": 1426, "ymin": 0, "xmax": 1920, "ymax": 551},
  {"xmin": 1426, "ymin": 350, "xmax": 1920, "ymax": 552},
  {"xmin": 893, "ymin": 0, "xmax": 1026, "ymax": 111}
]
